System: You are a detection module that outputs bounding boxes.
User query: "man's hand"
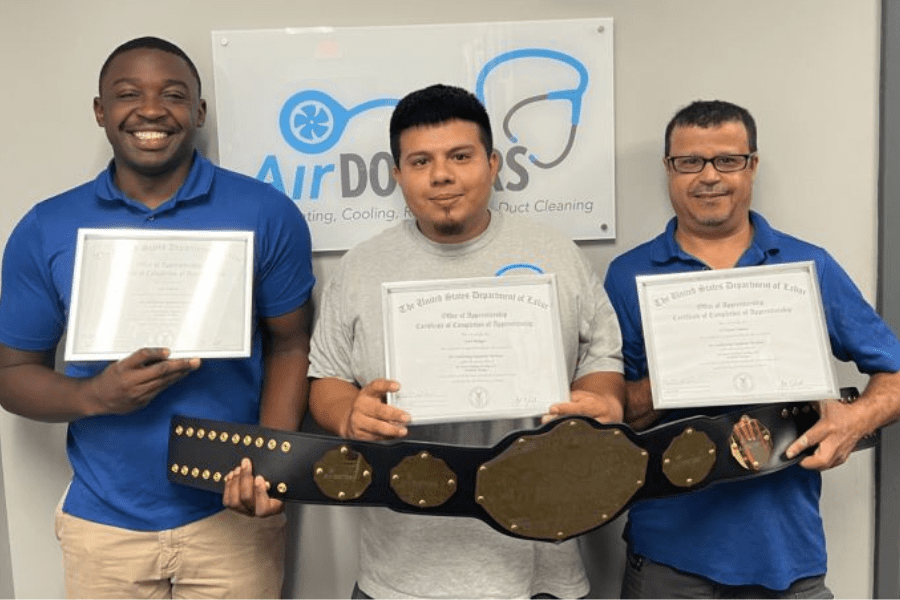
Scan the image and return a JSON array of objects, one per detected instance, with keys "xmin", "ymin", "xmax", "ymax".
[
  {"xmin": 545, "ymin": 389, "xmax": 624, "ymax": 424},
  {"xmin": 340, "ymin": 378, "xmax": 410, "ymax": 440},
  {"xmin": 222, "ymin": 457, "xmax": 284, "ymax": 517},
  {"xmin": 786, "ymin": 399, "xmax": 868, "ymax": 470},
  {"xmin": 544, "ymin": 371, "xmax": 625, "ymax": 424},
  {"xmin": 87, "ymin": 347, "xmax": 200, "ymax": 416}
]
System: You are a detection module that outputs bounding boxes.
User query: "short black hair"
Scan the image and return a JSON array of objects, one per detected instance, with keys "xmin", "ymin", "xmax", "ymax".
[
  {"xmin": 389, "ymin": 84, "xmax": 493, "ymax": 166},
  {"xmin": 665, "ymin": 100, "xmax": 757, "ymax": 155},
  {"xmin": 99, "ymin": 36, "xmax": 201, "ymax": 96}
]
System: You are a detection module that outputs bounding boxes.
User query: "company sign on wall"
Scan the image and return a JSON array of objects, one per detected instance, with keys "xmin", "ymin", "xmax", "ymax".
[{"xmin": 212, "ymin": 19, "xmax": 615, "ymax": 251}]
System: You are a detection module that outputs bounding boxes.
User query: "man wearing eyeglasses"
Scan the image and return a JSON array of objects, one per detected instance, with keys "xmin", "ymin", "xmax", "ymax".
[{"xmin": 603, "ymin": 100, "xmax": 900, "ymax": 598}]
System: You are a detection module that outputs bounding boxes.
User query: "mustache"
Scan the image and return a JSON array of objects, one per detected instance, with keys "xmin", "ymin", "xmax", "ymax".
[{"xmin": 689, "ymin": 187, "xmax": 730, "ymax": 195}]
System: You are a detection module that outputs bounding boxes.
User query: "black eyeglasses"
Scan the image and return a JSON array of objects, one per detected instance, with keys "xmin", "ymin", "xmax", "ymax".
[{"xmin": 666, "ymin": 153, "xmax": 756, "ymax": 174}]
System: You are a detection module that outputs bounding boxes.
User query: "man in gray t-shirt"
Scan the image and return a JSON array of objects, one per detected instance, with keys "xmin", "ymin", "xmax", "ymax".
[{"xmin": 228, "ymin": 84, "xmax": 625, "ymax": 598}]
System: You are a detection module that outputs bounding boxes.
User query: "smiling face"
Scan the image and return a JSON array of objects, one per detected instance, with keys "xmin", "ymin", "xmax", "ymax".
[
  {"xmin": 93, "ymin": 47, "xmax": 206, "ymax": 203},
  {"xmin": 666, "ymin": 121, "xmax": 758, "ymax": 240},
  {"xmin": 393, "ymin": 119, "xmax": 499, "ymax": 243}
]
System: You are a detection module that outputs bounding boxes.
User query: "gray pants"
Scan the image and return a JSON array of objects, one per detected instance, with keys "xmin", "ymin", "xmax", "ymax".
[{"xmin": 621, "ymin": 551, "xmax": 833, "ymax": 599}]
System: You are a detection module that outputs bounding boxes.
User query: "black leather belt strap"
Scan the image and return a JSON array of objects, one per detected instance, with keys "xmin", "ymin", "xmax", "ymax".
[{"xmin": 168, "ymin": 388, "xmax": 870, "ymax": 542}]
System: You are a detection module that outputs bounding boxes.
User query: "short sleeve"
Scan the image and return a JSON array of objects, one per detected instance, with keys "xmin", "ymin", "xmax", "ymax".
[
  {"xmin": 254, "ymin": 192, "xmax": 315, "ymax": 318},
  {"xmin": 0, "ymin": 209, "xmax": 66, "ymax": 351},
  {"xmin": 817, "ymin": 251, "xmax": 900, "ymax": 374},
  {"xmin": 308, "ymin": 260, "xmax": 356, "ymax": 383},
  {"xmin": 573, "ymin": 263, "xmax": 624, "ymax": 380}
]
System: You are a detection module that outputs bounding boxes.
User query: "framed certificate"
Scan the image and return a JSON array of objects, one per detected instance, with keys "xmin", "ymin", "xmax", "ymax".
[
  {"xmin": 65, "ymin": 229, "xmax": 254, "ymax": 361},
  {"xmin": 636, "ymin": 261, "xmax": 838, "ymax": 409},
  {"xmin": 382, "ymin": 275, "xmax": 570, "ymax": 424}
]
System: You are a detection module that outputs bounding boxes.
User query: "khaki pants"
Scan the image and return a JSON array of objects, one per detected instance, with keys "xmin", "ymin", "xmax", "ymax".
[{"xmin": 55, "ymin": 506, "xmax": 286, "ymax": 599}]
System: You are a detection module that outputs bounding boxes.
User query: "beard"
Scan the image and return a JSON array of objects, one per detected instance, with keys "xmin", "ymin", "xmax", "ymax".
[{"xmin": 433, "ymin": 219, "xmax": 466, "ymax": 237}]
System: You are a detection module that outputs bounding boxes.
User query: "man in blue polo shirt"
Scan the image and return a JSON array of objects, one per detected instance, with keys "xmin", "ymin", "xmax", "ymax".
[
  {"xmin": 604, "ymin": 99, "xmax": 900, "ymax": 598},
  {"xmin": 0, "ymin": 37, "xmax": 314, "ymax": 598}
]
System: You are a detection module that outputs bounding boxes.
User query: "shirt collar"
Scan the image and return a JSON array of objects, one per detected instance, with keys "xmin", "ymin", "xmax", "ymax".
[
  {"xmin": 94, "ymin": 151, "xmax": 214, "ymax": 212},
  {"xmin": 649, "ymin": 210, "xmax": 780, "ymax": 266}
]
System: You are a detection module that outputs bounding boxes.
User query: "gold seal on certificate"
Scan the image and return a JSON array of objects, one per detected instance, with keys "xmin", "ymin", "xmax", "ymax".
[
  {"xmin": 636, "ymin": 261, "xmax": 839, "ymax": 409},
  {"xmin": 381, "ymin": 275, "xmax": 569, "ymax": 424},
  {"xmin": 65, "ymin": 229, "xmax": 254, "ymax": 361}
]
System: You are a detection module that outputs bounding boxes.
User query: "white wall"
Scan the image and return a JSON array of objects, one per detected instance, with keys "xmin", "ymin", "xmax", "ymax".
[{"xmin": 0, "ymin": 0, "xmax": 882, "ymax": 597}]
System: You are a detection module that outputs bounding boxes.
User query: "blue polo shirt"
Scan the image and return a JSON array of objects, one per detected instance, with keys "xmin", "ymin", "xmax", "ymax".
[
  {"xmin": 603, "ymin": 211, "xmax": 900, "ymax": 590},
  {"xmin": 0, "ymin": 153, "xmax": 315, "ymax": 531}
]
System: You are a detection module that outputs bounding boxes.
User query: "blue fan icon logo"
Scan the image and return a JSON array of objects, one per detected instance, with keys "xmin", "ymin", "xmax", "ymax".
[
  {"xmin": 279, "ymin": 90, "xmax": 397, "ymax": 154},
  {"xmin": 290, "ymin": 98, "xmax": 334, "ymax": 146}
]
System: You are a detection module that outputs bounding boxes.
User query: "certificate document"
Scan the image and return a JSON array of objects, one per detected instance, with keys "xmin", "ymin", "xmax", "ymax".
[
  {"xmin": 382, "ymin": 275, "xmax": 570, "ymax": 424},
  {"xmin": 65, "ymin": 229, "xmax": 254, "ymax": 361},
  {"xmin": 636, "ymin": 262, "xmax": 838, "ymax": 409}
]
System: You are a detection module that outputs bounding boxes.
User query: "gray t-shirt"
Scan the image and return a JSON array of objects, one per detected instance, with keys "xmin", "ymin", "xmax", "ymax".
[{"xmin": 310, "ymin": 210, "xmax": 623, "ymax": 599}]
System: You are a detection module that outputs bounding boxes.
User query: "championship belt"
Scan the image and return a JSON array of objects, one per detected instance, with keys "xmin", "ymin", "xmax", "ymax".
[{"xmin": 168, "ymin": 388, "xmax": 871, "ymax": 542}]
